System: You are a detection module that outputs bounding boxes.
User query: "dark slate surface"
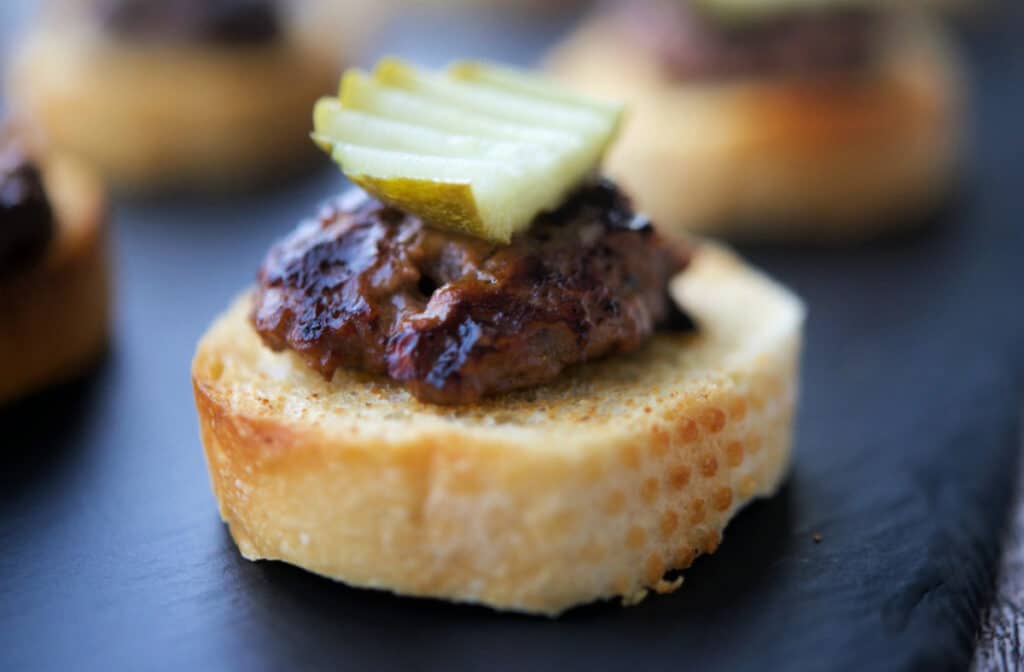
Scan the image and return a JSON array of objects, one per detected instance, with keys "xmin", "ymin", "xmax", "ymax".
[
  {"xmin": 975, "ymin": 454, "xmax": 1024, "ymax": 671},
  {"xmin": 1, "ymin": 6, "xmax": 1023, "ymax": 672}
]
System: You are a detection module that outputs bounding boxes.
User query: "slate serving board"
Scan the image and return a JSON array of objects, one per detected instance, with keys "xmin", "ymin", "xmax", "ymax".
[{"xmin": 1, "ymin": 6, "xmax": 1023, "ymax": 672}]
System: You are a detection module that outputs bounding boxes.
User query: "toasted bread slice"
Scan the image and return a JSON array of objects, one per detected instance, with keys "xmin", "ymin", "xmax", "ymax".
[
  {"xmin": 192, "ymin": 244, "xmax": 804, "ymax": 614},
  {"xmin": 0, "ymin": 155, "xmax": 110, "ymax": 404},
  {"xmin": 547, "ymin": 15, "xmax": 964, "ymax": 241}
]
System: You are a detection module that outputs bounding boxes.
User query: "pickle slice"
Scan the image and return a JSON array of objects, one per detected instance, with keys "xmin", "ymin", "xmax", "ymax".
[
  {"xmin": 314, "ymin": 58, "xmax": 623, "ymax": 243},
  {"xmin": 314, "ymin": 99, "xmax": 553, "ymax": 166},
  {"xmin": 338, "ymin": 71, "xmax": 581, "ymax": 153},
  {"xmin": 373, "ymin": 59, "xmax": 615, "ymax": 139},
  {"xmin": 331, "ymin": 144, "xmax": 516, "ymax": 240},
  {"xmin": 448, "ymin": 60, "xmax": 622, "ymax": 116}
]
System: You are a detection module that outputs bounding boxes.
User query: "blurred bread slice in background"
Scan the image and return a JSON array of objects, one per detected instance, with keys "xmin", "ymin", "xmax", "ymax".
[{"xmin": 0, "ymin": 149, "xmax": 110, "ymax": 404}]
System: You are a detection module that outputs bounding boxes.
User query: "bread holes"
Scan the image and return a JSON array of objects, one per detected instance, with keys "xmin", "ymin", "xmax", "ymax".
[
  {"xmin": 725, "ymin": 441, "xmax": 745, "ymax": 467},
  {"xmin": 700, "ymin": 407, "xmax": 726, "ymax": 433},
  {"xmin": 712, "ymin": 486, "xmax": 734, "ymax": 512},
  {"xmin": 699, "ymin": 454, "xmax": 719, "ymax": 478},
  {"xmin": 669, "ymin": 465, "xmax": 691, "ymax": 491},
  {"xmin": 677, "ymin": 418, "xmax": 700, "ymax": 443},
  {"xmin": 626, "ymin": 525, "xmax": 647, "ymax": 549}
]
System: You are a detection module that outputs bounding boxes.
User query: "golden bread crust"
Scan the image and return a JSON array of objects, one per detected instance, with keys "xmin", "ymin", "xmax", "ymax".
[
  {"xmin": 0, "ymin": 155, "xmax": 110, "ymax": 404},
  {"xmin": 6, "ymin": 23, "xmax": 341, "ymax": 192},
  {"xmin": 192, "ymin": 244, "xmax": 804, "ymax": 614},
  {"xmin": 547, "ymin": 16, "xmax": 965, "ymax": 241}
]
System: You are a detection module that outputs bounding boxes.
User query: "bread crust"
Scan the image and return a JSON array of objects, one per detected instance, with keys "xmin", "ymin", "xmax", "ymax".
[
  {"xmin": 6, "ymin": 22, "xmax": 342, "ymax": 192},
  {"xmin": 192, "ymin": 244, "xmax": 804, "ymax": 614},
  {"xmin": 547, "ymin": 15, "xmax": 965, "ymax": 241},
  {"xmin": 0, "ymin": 155, "xmax": 110, "ymax": 404}
]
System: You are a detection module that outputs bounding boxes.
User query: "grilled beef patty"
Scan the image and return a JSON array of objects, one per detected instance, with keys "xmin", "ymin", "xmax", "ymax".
[
  {"xmin": 0, "ymin": 140, "xmax": 54, "ymax": 280},
  {"xmin": 252, "ymin": 180, "xmax": 692, "ymax": 405},
  {"xmin": 617, "ymin": 0, "xmax": 882, "ymax": 80}
]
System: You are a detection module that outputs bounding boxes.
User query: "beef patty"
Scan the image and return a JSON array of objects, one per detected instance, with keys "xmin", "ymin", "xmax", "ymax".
[
  {"xmin": 616, "ymin": 0, "xmax": 883, "ymax": 80},
  {"xmin": 252, "ymin": 180, "xmax": 692, "ymax": 405},
  {"xmin": 0, "ymin": 140, "xmax": 54, "ymax": 280}
]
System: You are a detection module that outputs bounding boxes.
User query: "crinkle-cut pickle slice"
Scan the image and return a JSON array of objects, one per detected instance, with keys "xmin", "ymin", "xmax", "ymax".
[
  {"xmin": 314, "ymin": 99, "xmax": 578, "ymax": 231},
  {"xmin": 313, "ymin": 58, "xmax": 624, "ymax": 244},
  {"xmin": 373, "ymin": 59, "xmax": 615, "ymax": 138},
  {"xmin": 351, "ymin": 177, "xmax": 483, "ymax": 239},
  {"xmin": 329, "ymin": 144, "xmax": 528, "ymax": 241},
  {"xmin": 337, "ymin": 71, "xmax": 582, "ymax": 154},
  {"xmin": 447, "ymin": 60, "xmax": 622, "ymax": 115},
  {"xmin": 314, "ymin": 100, "xmax": 557, "ymax": 166},
  {"xmin": 332, "ymin": 72, "xmax": 598, "ymax": 216}
]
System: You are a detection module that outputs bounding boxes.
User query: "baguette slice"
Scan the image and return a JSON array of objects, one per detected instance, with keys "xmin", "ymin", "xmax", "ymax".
[
  {"xmin": 192, "ymin": 244, "xmax": 804, "ymax": 615},
  {"xmin": 0, "ymin": 155, "xmax": 110, "ymax": 405}
]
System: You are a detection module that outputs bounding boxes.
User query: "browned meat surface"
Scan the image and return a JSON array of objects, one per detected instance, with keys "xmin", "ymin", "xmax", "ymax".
[
  {"xmin": 252, "ymin": 180, "xmax": 692, "ymax": 405},
  {"xmin": 615, "ymin": 0, "xmax": 882, "ymax": 80},
  {"xmin": 0, "ymin": 140, "xmax": 54, "ymax": 280},
  {"xmin": 96, "ymin": 0, "xmax": 279, "ymax": 45}
]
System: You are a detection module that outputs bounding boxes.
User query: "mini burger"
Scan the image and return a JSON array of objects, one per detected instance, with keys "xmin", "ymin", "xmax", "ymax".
[
  {"xmin": 192, "ymin": 59, "xmax": 805, "ymax": 614},
  {"xmin": 548, "ymin": 0, "xmax": 966, "ymax": 241}
]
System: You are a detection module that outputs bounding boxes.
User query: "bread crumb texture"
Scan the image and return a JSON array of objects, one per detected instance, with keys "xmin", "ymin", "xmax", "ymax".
[{"xmin": 192, "ymin": 244, "xmax": 804, "ymax": 614}]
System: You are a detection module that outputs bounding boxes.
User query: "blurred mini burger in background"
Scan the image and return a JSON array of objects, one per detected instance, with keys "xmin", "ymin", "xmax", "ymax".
[
  {"xmin": 6, "ymin": 0, "xmax": 382, "ymax": 193},
  {"xmin": 390, "ymin": 0, "xmax": 588, "ymax": 14},
  {"xmin": 0, "ymin": 127, "xmax": 110, "ymax": 404},
  {"xmin": 548, "ymin": 0, "xmax": 967, "ymax": 242}
]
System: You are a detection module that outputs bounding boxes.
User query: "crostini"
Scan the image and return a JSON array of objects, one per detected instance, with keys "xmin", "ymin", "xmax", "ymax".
[{"xmin": 192, "ymin": 59, "xmax": 805, "ymax": 614}]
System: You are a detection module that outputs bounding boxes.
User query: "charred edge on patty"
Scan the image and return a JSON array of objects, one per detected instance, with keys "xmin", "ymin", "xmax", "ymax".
[{"xmin": 252, "ymin": 180, "xmax": 693, "ymax": 405}]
